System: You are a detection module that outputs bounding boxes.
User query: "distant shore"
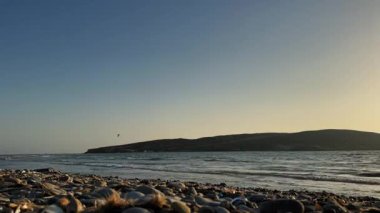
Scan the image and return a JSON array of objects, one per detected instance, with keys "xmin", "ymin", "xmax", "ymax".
[
  {"xmin": 86, "ymin": 129, "xmax": 380, "ymax": 153},
  {"xmin": 0, "ymin": 168, "xmax": 379, "ymax": 213}
]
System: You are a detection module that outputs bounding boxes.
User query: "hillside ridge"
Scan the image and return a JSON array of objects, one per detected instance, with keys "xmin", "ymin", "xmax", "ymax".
[{"xmin": 85, "ymin": 129, "xmax": 380, "ymax": 153}]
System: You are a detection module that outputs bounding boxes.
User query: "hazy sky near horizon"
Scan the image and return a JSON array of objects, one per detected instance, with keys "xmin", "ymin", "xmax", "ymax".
[{"xmin": 1, "ymin": 0, "xmax": 379, "ymax": 154}]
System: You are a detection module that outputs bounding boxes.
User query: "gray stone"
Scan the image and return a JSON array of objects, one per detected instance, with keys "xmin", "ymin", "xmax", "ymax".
[
  {"xmin": 123, "ymin": 191, "xmax": 145, "ymax": 202},
  {"xmin": 247, "ymin": 194, "xmax": 268, "ymax": 203},
  {"xmin": 168, "ymin": 181, "xmax": 186, "ymax": 191},
  {"xmin": 135, "ymin": 185, "xmax": 162, "ymax": 195},
  {"xmin": 93, "ymin": 188, "xmax": 120, "ymax": 201},
  {"xmin": 195, "ymin": 196, "xmax": 220, "ymax": 206},
  {"xmin": 41, "ymin": 205, "xmax": 64, "ymax": 213}
]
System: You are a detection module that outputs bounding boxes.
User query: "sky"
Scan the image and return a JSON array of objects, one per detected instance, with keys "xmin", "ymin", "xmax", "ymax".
[{"xmin": 0, "ymin": 0, "xmax": 379, "ymax": 154}]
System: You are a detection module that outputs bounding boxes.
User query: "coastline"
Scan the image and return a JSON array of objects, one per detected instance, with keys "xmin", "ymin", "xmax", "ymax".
[{"xmin": 0, "ymin": 169, "xmax": 379, "ymax": 213}]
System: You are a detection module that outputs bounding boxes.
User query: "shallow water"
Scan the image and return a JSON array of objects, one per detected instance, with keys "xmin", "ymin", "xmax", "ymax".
[{"xmin": 1, "ymin": 151, "xmax": 379, "ymax": 198}]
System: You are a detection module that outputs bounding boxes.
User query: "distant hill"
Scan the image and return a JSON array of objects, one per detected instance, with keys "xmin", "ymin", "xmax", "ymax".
[{"xmin": 85, "ymin": 129, "xmax": 380, "ymax": 153}]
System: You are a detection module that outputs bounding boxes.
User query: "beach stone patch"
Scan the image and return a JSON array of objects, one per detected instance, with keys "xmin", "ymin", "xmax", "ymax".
[{"xmin": 0, "ymin": 169, "xmax": 379, "ymax": 213}]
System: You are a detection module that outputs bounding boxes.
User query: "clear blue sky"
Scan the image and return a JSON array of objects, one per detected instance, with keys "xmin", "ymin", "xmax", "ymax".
[{"xmin": 1, "ymin": 0, "xmax": 379, "ymax": 154}]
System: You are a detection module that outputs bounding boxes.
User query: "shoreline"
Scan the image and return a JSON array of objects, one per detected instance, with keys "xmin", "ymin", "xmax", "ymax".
[{"xmin": 0, "ymin": 169, "xmax": 379, "ymax": 213}]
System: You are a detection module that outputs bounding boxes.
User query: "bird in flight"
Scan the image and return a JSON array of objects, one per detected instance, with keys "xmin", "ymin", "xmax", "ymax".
[{"xmin": 117, "ymin": 133, "xmax": 120, "ymax": 138}]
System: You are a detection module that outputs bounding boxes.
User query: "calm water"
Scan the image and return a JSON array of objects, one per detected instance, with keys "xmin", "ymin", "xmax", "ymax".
[{"xmin": 1, "ymin": 151, "xmax": 379, "ymax": 198}]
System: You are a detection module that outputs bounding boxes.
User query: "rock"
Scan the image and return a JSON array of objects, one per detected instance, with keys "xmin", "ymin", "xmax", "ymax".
[
  {"xmin": 4, "ymin": 177, "xmax": 27, "ymax": 186},
  {"xmin": 374, "ymin": 201, "xmax": 380, "ymax": 208},
  {"xmin": 34, "ymin": 168, "xmax": 56, "ymax": 173},
  {"xmin": 9, "ymin": 198, "xmax": 34, "ymax": 211},
  {"xmin": 122, "ymin": 207, "xmax": 151, "ymax": 213},
  {"xmin": 237, "ymin": 204, "xmax": 257, "ymax": 213},
  {"xmin": 73, "ymin": 178, "xmax": 85, "ymax": 184},
  {"xmin": 134, "ymin": 193, "xmax": 167, "ymax": 208},
  {"xmin": 135, "ymin": 185, "xmax": 162, "ymax": 195},
  {"xmin": 94, "ymin": 199, "xmax": 108, "ymax": 208},
  {"xmin": 93, "ymin": 179, "xmax": 107, "ymax": 187},
  {"xmin": 199, "ymin": 206, "xmax": 215, "ymax": 213},
  {"xmin": 259, "ymin": 199, "xmax": 304, "ymax": 213},
  {"xmin": 304, "ymin": 205, "xmax": 316, "ymax": 212},
  {"xmin": 231, "ymin": 196, "xmax": 248, "ymax": 206},
  {"xmin": 41, "ymin": 183, "xmax": 67, "ymax": 196},
  {"xmin": 0, "ymin": 196, "xmax": 10, "ymax": 203},
  {"xmin": 93, "ymin": 188, "xmax": 120, "ymax": 202},
  {"xmin": 205, "ymin": 191, "xmax": 219, "ymax": 200},
  {"xmin": 66, "ymin": 197, "xmax": 84, "ymax": 213},
  {"xmin": 195, "ymin": 196, "xmax": 220, "ymax": 206},
  {"xmin": 168, "ymin": 182, "xmax": 186, "ymax": 191},
  {"xmin": 361, "ymin": 208, "xmax": 380, "ymax": 213},
  {"xmin": 346, "ymin": 202, "xmax": 360, "ymax": 211},
  {"xmin": 220, "ymin": 200, "xmax": 235, "ymax": 210},
  {"xmin": 248, "ymin": 194, "xmax": 268, "ymax": 203},
  {"xmin": 188, "ymin": 187, "xmax": 198, "ymax": 195},
  {"xmin": 323, "ymin": 199, "xmax": 348, "ymax": 213},
  {"xmin": 171, "ymin": 201, "xmax": 191, "ymax": 213},
  {"xmin": 0, "ymin": 206, "xmax": 13, "ymax": 213},
  {"xmin": 58, "ymin": 175, "xmax": 73, "ymax": 183},
  {"xmin": 214, "ymin": 206, "xmax": 230, "ymax": 213},
  {"xmin": 41, "ymin": 204, "xmax": 64, "ymax": 213},
  {"xmin": 55, "ymin": 197, "xmax": 70, "ymax": 209},
  {"xmin": 123, "ymin": 191, "xmax": 145, "ymax": 202}
]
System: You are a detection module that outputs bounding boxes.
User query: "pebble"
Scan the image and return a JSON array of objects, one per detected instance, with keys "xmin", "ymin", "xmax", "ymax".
[
  {"xmin": 259, "ymin": 199, "xmax": 304, "ymax": 213},
  {"xmin": 41, "ymin": 205, "xmax": 64, "ymax": 213},
  {"xmin": 247, "ymin": 194, "xmax": 268, "ymax": 203},
  {"xmin": 323, "ymin": 203, "xmax": 348, "ymax": 213},
  {"xmin": 122, "ymin": 207, "xmax": 151, "ymax": 213},
  {"xmin": 188, "ymin": 187, "xmax": 198, "ymax": 195},
  {"xmin": 123, "ymin": 191, "xmax": 145, "ymax": 202},
  {"xmin": 214, "ymin": 206, "xmax": 231, "ymax": 213},
  {"xmin": 93, "ymin": 187, "xmax": 120, "ymax": 201},
  {"xmin": 195, "ymin": 196, "xmax": 221, "ymax": 206},
  {"xmin": 135, "ymin": 185, "xmax": 162, "ymax": 195},
  {"xmin": 168, "ymin": 181, "xmax": 186, "ymax": 191},
  {"xmin": 171, "ymin": 200, "xmax": 191, "ymax": 213},
  {"xmin": 134, "ymin": 193, "xmax": 167, "ymax": 208},
  {"xmin": 232, "ymin": 196, "xmax": 248, "ymax": 206},
  {"xmin": 66, "ymin": 196, "xmax": 84, "ymax": 212},
  {"xmin": 55, "ymin": 197, "xmax": 70, "ymax": 208},
  {"xmin": 58, "ymin": 175, "xmax": 73, "ymax": 183},
  {"xmin": 41, "ymin": 183, "xmax": 67, "ymax": 196},
  {"xmin": 199, "ymin": 206, "xmax": 215, "ymax": 213},
  {"xmin": 93, "ymin": 179, "xmax": 107, "ymax": 187}
]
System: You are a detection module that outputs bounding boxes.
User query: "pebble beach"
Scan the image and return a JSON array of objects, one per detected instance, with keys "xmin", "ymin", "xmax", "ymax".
[{"xmin": 0, "ymin": 169, "xmax": 379, "ymax": 213}]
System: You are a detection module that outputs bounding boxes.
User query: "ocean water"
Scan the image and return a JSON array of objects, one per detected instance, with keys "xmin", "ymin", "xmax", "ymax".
[{"xmin": 0, "ymin": 151, "xmax": 379, "ymax": 198}]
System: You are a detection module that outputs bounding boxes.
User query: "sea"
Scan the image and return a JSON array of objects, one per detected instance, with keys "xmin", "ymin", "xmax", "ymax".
[{"xmin": 0, "ymin": 151, "xmax": 379, "ymax": 198}]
